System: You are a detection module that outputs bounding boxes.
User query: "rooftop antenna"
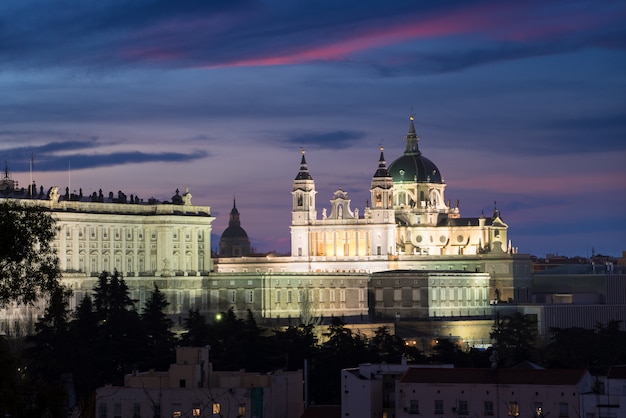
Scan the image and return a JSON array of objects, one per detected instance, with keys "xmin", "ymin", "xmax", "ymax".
[
  {"xmin": 29, "ymin": 153, "xmax": 33, "ymax": 197},
  {"xmin": 68, "ymin": 160, "xmax": 71, "ymax": 199}
]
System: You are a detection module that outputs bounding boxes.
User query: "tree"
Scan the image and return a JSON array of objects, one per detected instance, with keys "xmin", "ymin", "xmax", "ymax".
[
  {"xmin": 141, "ymin": 284, "xmax": 176, "ymax": 370},
  {"xmin": 0, "ymin": 201, "xmax": 60, "ymax": 306},
  {"xmin": 490, "ymin": 312, "xmax": 538, "ymax": 367}
]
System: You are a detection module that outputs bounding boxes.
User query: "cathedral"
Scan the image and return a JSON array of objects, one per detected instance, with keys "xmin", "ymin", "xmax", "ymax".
[{"xmin": 290, "ymin": 115, "xmax": 512, "ymax": 261}]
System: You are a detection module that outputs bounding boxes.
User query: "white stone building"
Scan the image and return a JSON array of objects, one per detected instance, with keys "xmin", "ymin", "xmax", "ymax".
[{"xmin": 394, "ymin": 367, "xmax": 594, "ymax": 418}]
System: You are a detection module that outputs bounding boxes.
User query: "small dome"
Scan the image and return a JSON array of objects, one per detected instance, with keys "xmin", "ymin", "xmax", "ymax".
[{"xmin": 221, "ymin": 224, "xmax": 249, "ymax": 240}]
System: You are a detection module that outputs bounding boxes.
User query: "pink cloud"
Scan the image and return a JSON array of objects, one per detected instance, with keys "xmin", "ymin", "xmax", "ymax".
[
  {"xmin": 455, "ymin": 171, "xmax": 625, "ymax": 195},
  {"xmin": 121, "ymin": 2, "xmax": 624, "ymax": 68}
]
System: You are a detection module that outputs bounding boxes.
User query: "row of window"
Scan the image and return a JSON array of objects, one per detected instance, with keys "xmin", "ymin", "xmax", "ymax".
[
  {"xmin": 97, "ymin": 402, "xmax": 240, "ymax": 418},
  {"xmin": 63, "ymin": 255, "xmax": 206, "ymax": 273},
  {"xmin": 406, "ymin": 399, "xmax": 568, "ymax": 417},
  {"xmin": 431, "ymin": 287, "xmax": 488, "ymax": 302},
  {"xmin": 275, "ymin": 289, "xmax": 364, "ymax": 303},
  {"xmin": 63, "ymin": 227, "xmax": 204, "ymax": 241}
]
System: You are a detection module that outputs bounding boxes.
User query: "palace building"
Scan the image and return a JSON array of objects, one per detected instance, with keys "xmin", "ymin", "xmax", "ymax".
[{"xmin": 1, "ymin": 117, "xmax": 533, "ymax": 347}]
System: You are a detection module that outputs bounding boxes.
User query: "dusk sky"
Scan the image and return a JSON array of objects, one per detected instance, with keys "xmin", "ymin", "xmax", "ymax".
[{"xmin": 1, "ymin": 0, "xmax": 625, "ymax": 257}]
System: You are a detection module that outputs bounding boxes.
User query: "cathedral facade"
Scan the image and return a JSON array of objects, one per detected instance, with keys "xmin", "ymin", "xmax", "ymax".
[{"xmin": 290, "ymin": 116, "xmax": 512, "ymax": 261}]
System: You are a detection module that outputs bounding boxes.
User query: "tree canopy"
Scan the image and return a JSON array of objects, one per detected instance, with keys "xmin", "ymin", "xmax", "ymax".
[{"xmin": 0, "ymin": 201, "xmax": 61, "ymax": 306}]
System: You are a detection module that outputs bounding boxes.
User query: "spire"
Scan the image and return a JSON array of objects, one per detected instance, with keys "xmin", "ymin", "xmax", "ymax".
[
  {"xmin": 373, "ymin": 146, "xmax": 391, "ymax": 178},
  {"xmin": 295, "ymin": 149, "xmax": 313, "ymax": 180},
  {"xmin": 404, "ymin": 115, "xmax": 421, "ymax": 156},
  {"xmin": 229, "ymin": 197, "xmax": 241, "ymax": 227}
]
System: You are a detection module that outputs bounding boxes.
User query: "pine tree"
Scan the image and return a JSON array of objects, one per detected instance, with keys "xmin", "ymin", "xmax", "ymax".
[{"xmin": 141, "ymin": 284, "xmax": 176, "ymax": 370}]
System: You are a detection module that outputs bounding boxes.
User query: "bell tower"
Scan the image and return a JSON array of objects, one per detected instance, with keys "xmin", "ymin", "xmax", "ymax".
[
  {"xmin": 291, "ymin": 150, "xmax": 317, "ymax": 225},
  {"xmin": 291, "ymin": 150, "xmax": 317, "ymax": 258},
  {"xmin": 370, "ymin": 147, "xmax": 394, "ymax": 222}
]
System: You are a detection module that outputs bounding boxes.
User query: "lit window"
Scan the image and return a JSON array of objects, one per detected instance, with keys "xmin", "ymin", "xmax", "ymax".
[
  {"xmin": 192, "ymin": 407, "xmax": 201, "ymax": 417},
  {"xmin": 508, "ymin": 401, "xmax": 520, "ymax": 417},
  {"xmin": 213, "ymin": 403, "xmax": 221, "ymax": 414},
  {"xmin": 534, "ymin": 402, "xmax": 543, "ymax": 417},
  {"xmin": 238, "ymin": 403, "xmax": 246, "ymax": 416}
]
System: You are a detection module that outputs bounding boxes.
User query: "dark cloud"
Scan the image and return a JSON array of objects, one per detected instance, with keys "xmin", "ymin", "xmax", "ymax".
[
  {"xmin": 284, "ymin": 131, "xmax": 365, "ymax": 150},
  {"xmin": 33, "ymin": 150, "xmax": 208, "ymax": 171},
  {"xmin": 1, "ymin": 139, "xmax": 208, "ymax": 172}
]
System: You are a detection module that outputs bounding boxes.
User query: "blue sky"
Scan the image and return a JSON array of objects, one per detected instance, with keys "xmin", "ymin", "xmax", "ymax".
[{"xmin": 1, "ymin": 0, "xmax": 625, "ymax": 257}]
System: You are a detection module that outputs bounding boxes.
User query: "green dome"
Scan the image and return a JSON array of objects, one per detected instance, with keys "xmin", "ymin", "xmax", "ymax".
[
  {"xmin": 388, "ymin": 116, "xmax": 443, "ymax": 184},
  {"xmin": 388, "ymin": 154, "xmax": 442, "ymax": 184}
]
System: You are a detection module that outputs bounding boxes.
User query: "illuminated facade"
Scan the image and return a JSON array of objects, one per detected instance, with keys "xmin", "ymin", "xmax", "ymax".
[
  {"xmin": 291, "ymin": 116, "xmax": 513, "ymax": 260},
  {"xmin": 0, "ymin": 185, "xmax": 214, "ymax": 277},
  {"xmin": 217, "ymin": 117, "xmax": 532, "ymax": 306}
]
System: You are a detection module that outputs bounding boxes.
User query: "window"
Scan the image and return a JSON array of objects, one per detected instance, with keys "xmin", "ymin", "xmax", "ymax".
[
  {"xmin": 287, "ymin": 290, "xmax": 292, "ymax": 303},
  {"xmin": 247, "ymin": 290, "xmax": 254, "ymax": 303},
  {"xmin": 132, "ymin": 403, "xmax": 140, "ymax": 418},
  {"xmin": 434, "ymin": 400, "xmax": 443, "ymax": 415},
  {"xmin": 408, "ymin": 400, "xmax": 419, "ymax": 414},
  {"xmin": 212, "ymin": 403, "xmax": 221, "ymax": 414},
  {"xmin": 484, "ymin": 401, "xmax": 494, "ymax": 416},
  {"xmin": 458, "ymin": 400, "xmax": 468, "ymax": 415},
  {"xmin": 558, "ymin": 403, "xmax": 568, "ymax": 417},
  {"xmin": 534, "ymin": 402, "xmax": 543, "ymax": 417},
  {"xmin": 179, "ymin": 379, "xmax": 186, "ymax": 388},
  {"xmin": 113, "ymin": 403, "xmax": 121, "ymax": 418},
  {"xmin": 508, "ymin": 401, "xmax": 520, "ymax": 417},
  {"xmin": 98, "ymin": 403, "xmax": 107, "ymax": 418},
  {"xmin": 276, "ymin": 290, "xmax": 281, "ymax": 303},
  {"xmin": 192, "ymin": 405, "xmax": 201, "ymax": 417},
  {"xmin": 229, "ymin": 290, "xmax": 236, "ymax": 303},
  {"xmin": 238, "ymin": 403, "xmax": 246, "ymax": 416}
]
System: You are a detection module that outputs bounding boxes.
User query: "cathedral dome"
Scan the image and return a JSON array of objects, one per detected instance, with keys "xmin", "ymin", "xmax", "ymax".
[
  {"xmin": 388, "ymin": 154, "xmax": 442, "ymax": 184},
  {"xmin": 388, "ymin": 116, "xmax": 443, "ymax": 184}
]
